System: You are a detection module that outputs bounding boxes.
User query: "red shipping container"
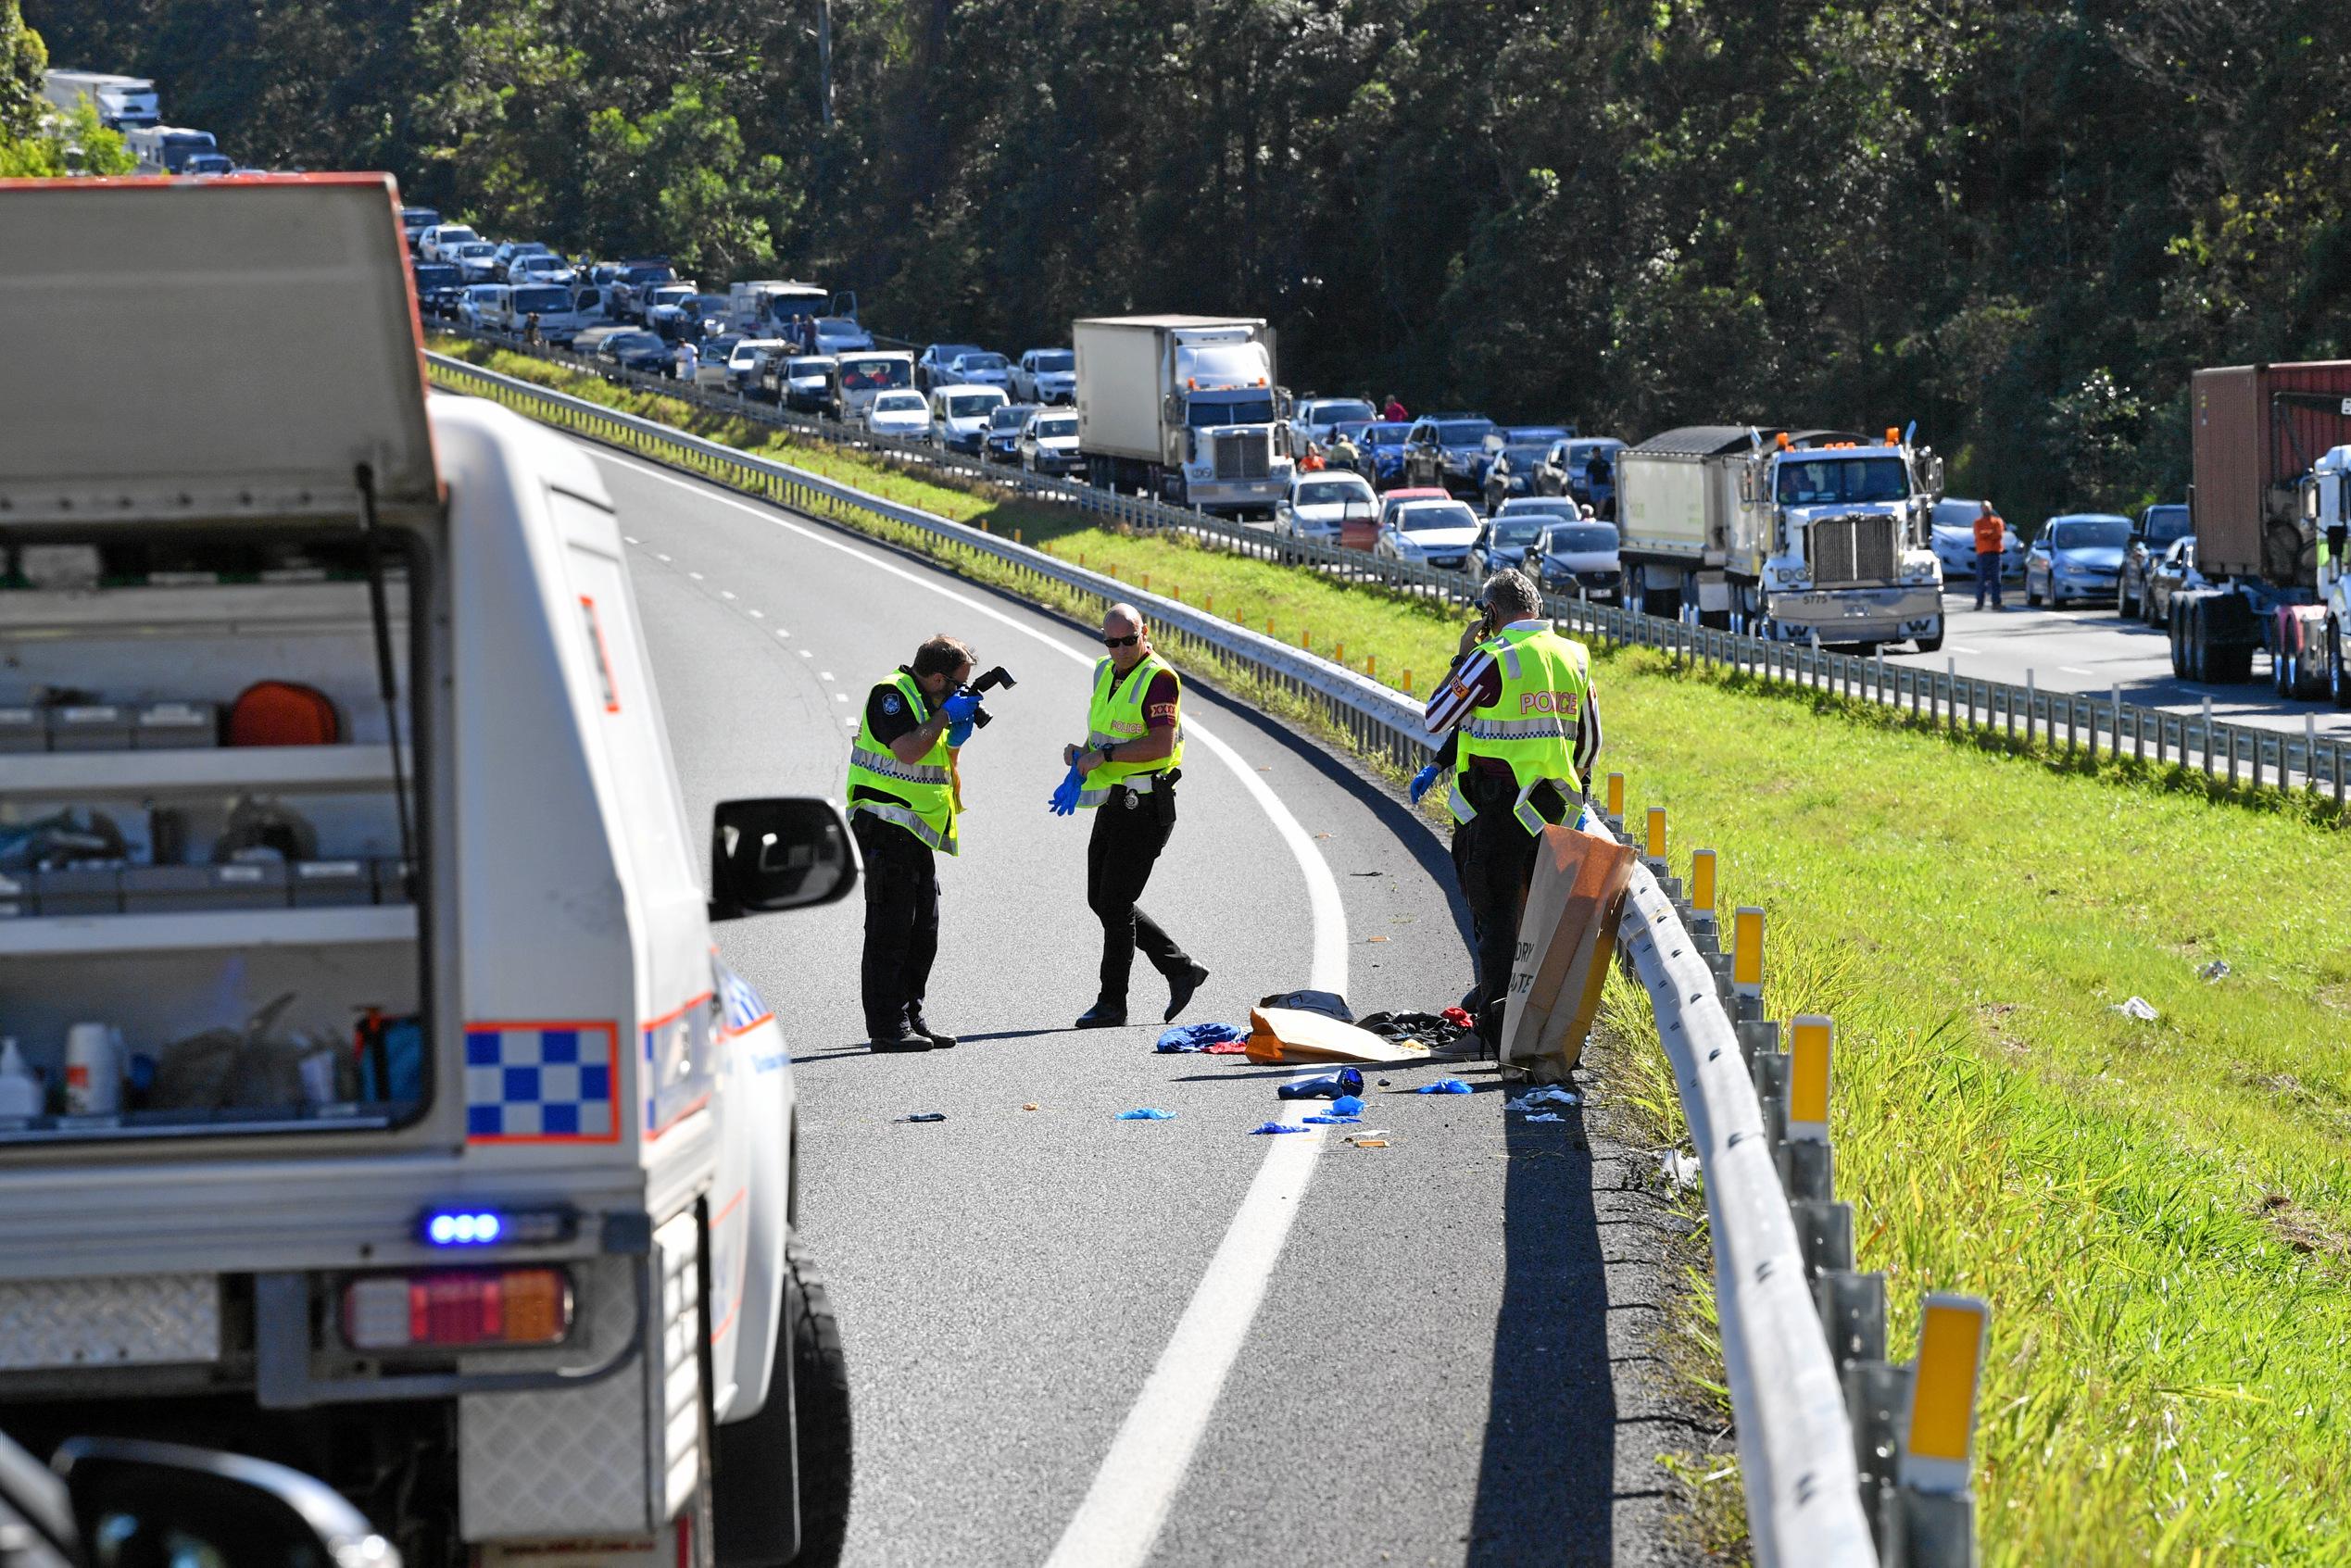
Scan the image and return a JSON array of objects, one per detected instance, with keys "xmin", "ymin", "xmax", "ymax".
[{"xmin": 2190, "ymin": 361, "xmax": 2351, "ymax": 583}]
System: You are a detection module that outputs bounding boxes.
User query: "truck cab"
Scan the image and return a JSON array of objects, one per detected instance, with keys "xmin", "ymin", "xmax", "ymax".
[
  {"xmin": 0, "ymin": 176, "xmax": 852, "ymax": 1568},
  {"xmin": 2305, "ymin": 445, "xmax": 2351, "ymax": 703},
  {"xmin": 1071, "ymin": 316, "xmax": 1294, "ymax": 517}
]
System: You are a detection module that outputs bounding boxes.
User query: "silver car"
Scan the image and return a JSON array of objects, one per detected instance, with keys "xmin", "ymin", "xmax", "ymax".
[{"xmin": 1930, "ymin": 498, "xmax": 2023, "ymax": 585}]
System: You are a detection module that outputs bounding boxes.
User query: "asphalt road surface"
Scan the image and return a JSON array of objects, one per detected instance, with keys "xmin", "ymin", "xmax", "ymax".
[
  {"xmin": 579, "ymin": 440, "xmax": 1718, "ymax": 1568},
  {"xmin": 1891, "ymin": 589, "xmax": 2351, "ymax": 740}
]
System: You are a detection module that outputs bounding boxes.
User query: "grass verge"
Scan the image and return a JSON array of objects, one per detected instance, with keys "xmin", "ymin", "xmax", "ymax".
[{"xmin": 438, "ymin": 341, "xmax": 2351, "ymax": 1563}]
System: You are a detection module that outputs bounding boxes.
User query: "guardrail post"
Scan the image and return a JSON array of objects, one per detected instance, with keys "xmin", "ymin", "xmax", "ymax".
[
  {"xmin": 1897, "ymin": 1295, "xmax": 1991, "ymax": 1568},
  {"xmin": 1603, "ymin": 771, "xmax": 1626, "ymax": 834},
  {"xmin": 1784, "ymin": 1014, "xmax": 1834, "ymax": 1201},
  {"xmin": 1848, "ymin": 1358, "xmax": 1912, "ymax": 1561},
  {"xmin": 1643, "ymin": 806, "xmax": 1677, "ymax": 897},
  {"xmin": 1688, "ymin": 848, "xmax": 1718, "ymax": 953}
]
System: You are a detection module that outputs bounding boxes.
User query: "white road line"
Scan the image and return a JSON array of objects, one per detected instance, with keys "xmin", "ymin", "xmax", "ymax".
[
  {"xmin": 834, "ymin": 693, "xmax": 849, "ymax": 703},
  {"xmin": 819, "ymin": 671, "xmax": 835, "ymax": 681},
  {"xmin": 687, "ymin": 571, "xmax": 705, "ymax": 581},
  {"xmin": 748, "ymin": 609, "xmax": 764, "ymax": 619},
  {"xmin": 591, "ymin": 448, "xmax": 1348, "ymax": 1563},
  {"xmin": 656, "ymin": 553, "xmax": 672, "ymax": 562},
  {"xmin": 720, "ymin": 589, "xmax": 737, "ymax": 601},
  {"xmin": 2059, "ymin": 666, "xmax": 2095, "ymax": 676}
]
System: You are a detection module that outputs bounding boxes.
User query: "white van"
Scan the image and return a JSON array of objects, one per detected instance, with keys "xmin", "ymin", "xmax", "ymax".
[
  {"xmin": 0, "ymin": 174, "xmax": 852, "ymax": 1566},
  {"xmin": 927, "ymin": 383, "xmax": 1009, "ymax": 455},
  {"xmin": 496, "ymin": 281, "xmax": 590, "ymax": 343},
  {"xmin": 122, "ymin": 123, "xmax": 218, "ymax": 174}
]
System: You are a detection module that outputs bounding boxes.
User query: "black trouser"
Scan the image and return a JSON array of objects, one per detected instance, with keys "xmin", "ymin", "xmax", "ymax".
[
  {"xmin": 1458, "ymin": 771, "xmax": 1573, "ymax": 1030},
  {"xmin": 852, "ymin": 810, "xmax": 938, "ymax": 1037},
  {"xmin": 1087, "ymin": 784, "xmax": 1192, "ymax": 1006}
]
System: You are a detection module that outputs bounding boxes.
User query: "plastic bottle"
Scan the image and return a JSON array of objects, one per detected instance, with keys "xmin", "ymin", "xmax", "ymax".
[{"xmin": 0, "ymin": 1039, "xmax": 41, "ymax": 1118}]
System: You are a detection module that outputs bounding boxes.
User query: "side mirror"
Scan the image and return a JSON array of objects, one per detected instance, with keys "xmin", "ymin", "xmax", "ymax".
[
  {"xmin": 710, "ymin": 797, "xmax": 861, "ymax": 920},
  {"xmin": 56, "ymin": 1437, "xmax": 395, "ymax": 1568},
  {"xmin": 2329, "ymin": 522, "xmax": 2348, "ymax": 559}
]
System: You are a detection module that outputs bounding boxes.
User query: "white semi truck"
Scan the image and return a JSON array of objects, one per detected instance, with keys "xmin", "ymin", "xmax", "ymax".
[
  {"xmin": 0, "ymin": 175, "xmax": 853, "ymax": 1568},
  {"xmin": 42, "ymin": 69, "xmax": 160, "ymax": 130},
  {"xmin": 1615, "ymin": 425, "xmax": 1945, "ymax": 651},
  {"xmin": 1072, "ymin": 314, "xmax": 1293, "ymax": 516}
]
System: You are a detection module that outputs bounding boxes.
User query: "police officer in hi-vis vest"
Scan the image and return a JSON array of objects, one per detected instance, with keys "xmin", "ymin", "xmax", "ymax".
[
  {"xmin": 1051, "ymin": 603, "xmax": 1212, "ymax": 1029},
  {"xmin": 845, "ymin": 633, "xmax": 984, "ymax": 1052},
  {"xmin": 1420, "ymin": 570, "xmax": 1603, "ymax": 1050}
]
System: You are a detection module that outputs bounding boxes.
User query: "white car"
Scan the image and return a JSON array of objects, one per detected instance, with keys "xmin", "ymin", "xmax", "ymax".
[
  {"xmin": 928, "ymin": 383, "xmax": 1010, "ymax": 454},
  {"xmin": 727, "ymin": 338, "xmax": 792, "ymax": 398},
  {"xmin": 1010, "ymin": 348, "xmax": 1076, "ymax": 404},
  {"xmin": 811, "ymin": 316, "xmax": 873, "ymax": 354},
  {"xmin": 865, "ymin": 389, "xmax": 932, "ymax": 441},
  {"xmin": 453, "ymin": 242, "xmax": 504, "ymax": 283},
  {"xmin": 946, "ymin": 351, "xmax": 1013, "ymax": 392},
  {"xmin": 1289, "ymin": 396, "xmax": 1378, "ymax": 453},
  {"xmin": 1376, "ymin": 498, "xmax": 1482, "ymax": 571},
  {"xmin": 508, "ymin": 252, "xmax": 577, "ymax": 288},
  {"xmin": 1930, "ymin": 497, "xmax": 2023, "ymax": 584},
  {"xmin": 457, "ymin": 283, "xmax": 510, "ymax": 333},
  {"xmin": 1275, "ymin": 471, "xmax": 1378, "ymax": 543},
  {"xmin": 1019, "ymin": 408, "xmax": 1084, "ymax": 476},
  {"xmin": 417, "ymin": 222, "xmax": 480, "ymax": 263}
]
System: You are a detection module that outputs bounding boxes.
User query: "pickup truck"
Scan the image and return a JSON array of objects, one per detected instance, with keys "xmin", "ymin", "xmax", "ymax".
[
  {"xmin": 603, "ymin": 258, "xmax": 676, "ymax": 322},
  {"xmin": 0, "ymin": 174, "xmax": 853, "ymax": 1568}
]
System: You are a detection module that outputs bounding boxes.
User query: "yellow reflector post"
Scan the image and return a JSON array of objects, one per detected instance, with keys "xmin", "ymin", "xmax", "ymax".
[
  {"xmin": 1644, "ymin": 806, "xmax": 1666, "ymax": 859},
  {"xmin": 1901, "ymin": 1294, "xmax": 1991, "ymax": 1493},
  {"xmin": 1605, "ymin": 771, "xmax": 1625, "ymax": 819},
  {"xmin": 1788, "ymin": 1015, "xmax": 1831, "ymax": 1138},
  {"xmin": 1691, "ymin": 849, "xmax": 1716, "ymax": 913},
  {"xmin": 1731, "ymin": 906, "xmax": 1764, "ymax": 997}
]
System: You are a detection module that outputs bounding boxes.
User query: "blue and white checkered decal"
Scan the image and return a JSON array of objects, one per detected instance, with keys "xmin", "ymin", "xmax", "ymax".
[
  {"xmin": 465, "ymin": 1024, "xmax": 618, "ymax": 1140},
  {"xmin": 717, "ymin": 962, "xmax": 769, "ymax": 1034}
]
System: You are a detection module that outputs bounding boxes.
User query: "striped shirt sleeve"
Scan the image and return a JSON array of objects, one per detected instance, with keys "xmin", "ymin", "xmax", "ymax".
[
  {"xmin": 1424, "ymin": 649, "xmax": 1499, "ymax": 732},
  {"xmin": 1574, "ymin": 684, "xmax": 1603, "ymax": 777}
]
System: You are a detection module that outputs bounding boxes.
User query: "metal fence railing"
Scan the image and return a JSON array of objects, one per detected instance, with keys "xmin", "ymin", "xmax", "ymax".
[
  {"xmin": 428, "ymin": 352, "xmax": 1995, "ymax": 1562},
  {"xmin": 440, "ymin": 329, "xmax": 2347, "ymax": 809}
]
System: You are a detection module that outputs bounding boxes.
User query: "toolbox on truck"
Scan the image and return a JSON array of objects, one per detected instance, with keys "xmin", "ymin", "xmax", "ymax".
[{"xmin": 0, "ymin": 174, "xmax": 858, "ymax": 1568}]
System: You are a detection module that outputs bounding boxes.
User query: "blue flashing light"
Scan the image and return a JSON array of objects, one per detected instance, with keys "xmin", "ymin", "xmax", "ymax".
[{"xmin": 424, "ymin": 1210, "xmax": 505, "ymax": 1247}]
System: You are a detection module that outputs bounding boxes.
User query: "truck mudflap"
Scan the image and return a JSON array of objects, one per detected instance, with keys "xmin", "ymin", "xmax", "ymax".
[{"xmin": 1767, "ymin": 584, "xmax": 1942, "ymax": 643}]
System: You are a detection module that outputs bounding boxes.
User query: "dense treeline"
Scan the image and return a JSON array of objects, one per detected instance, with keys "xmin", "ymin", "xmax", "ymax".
[{"xmin": 17, "ymin": 0, "xmax": 2351, "ymax": 520}]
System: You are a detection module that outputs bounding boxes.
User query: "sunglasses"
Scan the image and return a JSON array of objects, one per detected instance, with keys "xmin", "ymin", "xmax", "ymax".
[{"xmin": 1102, "ymin": 633, "xmax": 1140, "ymax": 648}]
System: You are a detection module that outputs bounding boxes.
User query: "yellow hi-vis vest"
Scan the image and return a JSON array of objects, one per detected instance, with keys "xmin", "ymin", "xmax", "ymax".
[
  {"xmin": 844, "ymin": 671, "xmax": 960, "ymax": 854},
  {"xmin": 1078, "ymin": 652, "xmax": 1184, "ymax": 809},
  {"xmin": 1448, "ymin": 624, "xmax": 1590, "ymax": 834}
]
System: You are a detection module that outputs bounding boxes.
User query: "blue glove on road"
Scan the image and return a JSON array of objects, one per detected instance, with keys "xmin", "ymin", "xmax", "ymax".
[
  {"xmin": 947, "ymin": 718, "xmax": 974, "ymax": 747},
  {"xmin": 942, "ymin": 689, "xmax": 982, "ymax": 723},
  {"xmin": 1048, "ymin": 764, "xmax": 1085, "ymax": 817},
  {"xmin": 1409, "ymin": 763, "xmax": 1440, "ymax": 805}
]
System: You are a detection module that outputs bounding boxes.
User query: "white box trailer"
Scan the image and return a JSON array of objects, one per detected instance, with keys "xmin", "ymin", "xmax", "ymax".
[
  {"xmin": 1072, "ymin": 314, "xmax": 1292, "ymax": 516},
  {"xmin": 43, "ymin": 70, "xmax": 160, "ymax": 130},
  {"xmin": 0, "ymin": 175, "xmax": 854, "ymax": 1567}
]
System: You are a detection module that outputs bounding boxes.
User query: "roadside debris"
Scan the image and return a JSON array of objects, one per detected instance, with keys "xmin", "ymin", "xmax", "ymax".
[
  {"xmin": 1277, "ymin": 1068, "xmax": 1364, "ymax": 1100},
  {"xmin": 1116, "ymin": 1108, "xmax": 1176, "ymax": 1121},
  {"xmin": 896, "ymin": 1112, "xmax": 946, "ymax": 1123},
  {"xmin": 1022, "ymin": 1102, "xmax": 1040, "ymax": 1111},
  {"xmin": 1521, "ymin": 1112, "xmax": 1565, "ymax": 1123},
  {"xmin": 1157, "ymin": 1022, "xmax": 1247, "ymax": 1053},
  {"xmin": 1343, "ymin": 1129, "xmax": 1392, "ymax": 1148},
  {"xmin": 2111, "ymin": 996, "xmax": 2160, "ymax": 1022},
  {"xmin": 1249, "ymin": 1121, "xmax": 1312, "ymax": 1135},
  {"xmin": 2199, "ymin": 960, "xmax": 2231, "ymax": 982},
  {"xmin": 1505, "ymin": 1085, "xmax": 1580, "ymax": 1113},
  {"xmin": 1302, "ymin": 1113, "xmax": 1361, "ymax": 1124},
  {"xmin": 1413, "ymin": 1078, "xmax": 1474, "ymax": 1095},
  {"xmin": 1658, "ymin": 1149, "xmax": 1701, "ymax": 1190}
]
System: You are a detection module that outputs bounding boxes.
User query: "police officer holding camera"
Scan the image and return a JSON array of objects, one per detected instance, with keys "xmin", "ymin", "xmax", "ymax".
[
  {"xmin": 846, "ymin": 633, "xmax": 983, "ymax": 1053},
  {"xmin": 1050, "ymin": 604, "xmax": 1211, "ymax": 1029}
]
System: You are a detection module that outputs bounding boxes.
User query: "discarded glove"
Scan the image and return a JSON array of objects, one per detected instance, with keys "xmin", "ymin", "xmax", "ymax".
[
  {"xmin": 1504, "ymin": 1085, "xmax": 1579, "ymax": 1112},
  {"xmin": 1116, "ymin": 1107, "xmax": 1176, "ymax": 1121},
  {"xmin": 1414, "ymin": 1078, "xmax": 1474, "ymax": 1095},
  {"xmin": 1330, "ymin": 1093, "xmax": 1364, "ymax": 1116},
  {"xmin": 1048, "ymin": 764, "xmax": 1085, "ymax": 817},
  {"xmin": 1522, "ymin": 1111, "xmax": 1565, "ymax": 1123},
  {"xmin": 1249, "ymin": 1121, "xmax": 1312, "ymax": 1135},
  {"xmin": 1440, "ymin": 1006, "xmax": 1474, "ymax": 1031},
  {"xmin": 1276, "ymin": 1067, "xmax": 1365, "ymax": 1100},
  {"xmin": 1409, "ymin": 763, "xmax": 1440, "ymax": 805},
  {"xmin": 942, "ymin": 689, "xmax": 983, "ymax": 723},
  {"xmin": 1303, "ymin": 1113, "xmax": 1362, "ymax": 1125},
  {"xmin": 948, "ymin": 718, "xmax": 974, "ymax": 747},
  {"xmin": 1157, "ymin": 1022, "xmax": 1247, "ymax": 1054}
]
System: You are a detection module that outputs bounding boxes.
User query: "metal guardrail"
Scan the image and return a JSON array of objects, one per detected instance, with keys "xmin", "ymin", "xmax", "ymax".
[
  {"xmin": 428, "ymin": 351, "xmax": 1994, "ymax": 1562},
  {"xmin": 446, "ymin": 329, "xmax": 2347, "ymax": 808}
]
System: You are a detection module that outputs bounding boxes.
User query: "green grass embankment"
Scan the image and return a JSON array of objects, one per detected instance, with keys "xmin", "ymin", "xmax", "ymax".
[{"xmin": 439, "ymin": 341, "xmax": 2351, "ymax": 1564}]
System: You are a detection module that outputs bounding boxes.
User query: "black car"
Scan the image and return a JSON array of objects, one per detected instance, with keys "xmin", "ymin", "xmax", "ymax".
[
  {"xmin": 982, "ymin": 402, "xmax": 1039, "ymax": 464},
  {"xmin": 1401, "ymin": 415, "xmax": 1496, "ymax": 494},
  {"xmin": 409, "ymin": 261, "xmax": 463, "ymax": 320},
  {"xmin": 598, "ymin": 330, "xmax": 671, "ymax": 374},
  {"xmin": 2118, "ymin": 502, "xmax": 2191, "ymax": 619}
]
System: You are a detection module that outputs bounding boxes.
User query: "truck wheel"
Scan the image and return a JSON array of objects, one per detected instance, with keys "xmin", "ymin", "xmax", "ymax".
[
  {"xmin": 1915, "ymin": 626, "xmax": 1944, "ymax": 655},
  {"xmin": 2168, "ymin": 604, "xmax": 2186, "ymax": 678},
  {"xmin": 715, "ymin": 1245, "xmax": 851, "ymax": 1568}
]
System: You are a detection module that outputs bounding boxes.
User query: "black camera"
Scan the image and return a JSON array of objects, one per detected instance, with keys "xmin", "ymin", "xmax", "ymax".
[{"xmin": 957, "ymin": 664, "xmax": 1016, "ymax": 728}]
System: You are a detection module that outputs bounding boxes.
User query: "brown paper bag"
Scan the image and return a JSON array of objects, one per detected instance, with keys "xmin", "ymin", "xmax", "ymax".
[{"xmin": 1500, "ymin": 821, "xmax": 1636, "ymax": 1081}]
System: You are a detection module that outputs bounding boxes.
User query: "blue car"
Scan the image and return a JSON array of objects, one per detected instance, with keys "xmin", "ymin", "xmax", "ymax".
[
  {"xmin": 1473, "ymin": 425, "xmax": 1573, "ymax": 490},
  {"xmin": 2024, "ymin": 513, "xmax": 2131, "ymax": 607},
  {"xmin": 1355, "ymin": 420, "xmax": 1413, "ymax": 488}
]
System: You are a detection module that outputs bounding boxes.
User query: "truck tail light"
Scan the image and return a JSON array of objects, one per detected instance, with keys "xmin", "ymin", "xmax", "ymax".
[{"xmin": 341, "ymin": 1268, "xmax": 572, "ymax": 1352}]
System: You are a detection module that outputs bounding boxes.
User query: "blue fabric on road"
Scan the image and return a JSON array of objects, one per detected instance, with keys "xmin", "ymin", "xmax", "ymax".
[
  {"xmin": 1415, "ymin": 1078, "xmax": 1474, "ymax": 1095},
  {"xmin": 1156, "ymin": 1022, "xmax": 1247, "ymax": 1053},
  {"xmin": 1115, "ymin": 1107, "xmax": 1176, "ymax": 1121},
  {"xmin": 1250, "ymin": 1121, "xmax": 1312, "ymax": 1135}
]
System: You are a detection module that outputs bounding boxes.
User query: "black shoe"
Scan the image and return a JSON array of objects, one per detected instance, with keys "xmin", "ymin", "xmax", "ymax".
[
  {"xmin": 1075, "ymin": 1002, "xmax": 1127, "ymax": 1029},
  {"xmin": 869, "ymin": 1028, "xmax": 931, "ymax": 1053},
  {"xmin": 906, "ymin": 1011, "xmax": 958, "ymax": 1049},
  {"xmin": 1163, "ymin": 963, "xmax": 1211, "ymax": 1023}
]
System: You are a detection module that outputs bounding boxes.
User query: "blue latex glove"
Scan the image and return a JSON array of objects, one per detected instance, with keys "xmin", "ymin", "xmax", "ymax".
[
  {"xmin": 1409, "ymin": 763, "xmax": 1440, "ymax": 805},
  {"xmin": 1048, "ymin": 763, "xmax": 1084, "ymax": 817},
  {"xmin": 947, "ymin": 718, "xmax": 974, "ymax": 747},
  {"xmin": 942, "ymin": 689, "xmax": 982, "ymax": 723}
]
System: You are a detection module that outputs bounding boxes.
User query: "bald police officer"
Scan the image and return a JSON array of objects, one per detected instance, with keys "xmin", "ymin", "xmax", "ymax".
[{"xmin": 1056, "ymin": 603, "xmax": 1211, "ymax": 1029}]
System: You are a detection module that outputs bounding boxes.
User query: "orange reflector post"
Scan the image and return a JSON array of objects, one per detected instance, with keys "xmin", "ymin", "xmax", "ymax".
[
  {"xmin": 1691, "ymin": 849, "xmax": 1716, "ymax": 913},
  {"xmin": 1644, "ymin": 806, "xmax": 1666, "ymax": 859},
  {"xmin": 1788, "ymin": 1015, "xmax": 1831, "ymax": 1140},
  {"xmin": 1604, "ymin": 772, "xmax": 1626, "ymax": 820},
  {"xmin": 1900, "ymin": 1294, "xmax": 1991, "ymax": 1494},
  {"xmin": 1732, "ymin": 907, "xmax": 1765, "ymax": 997}
]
